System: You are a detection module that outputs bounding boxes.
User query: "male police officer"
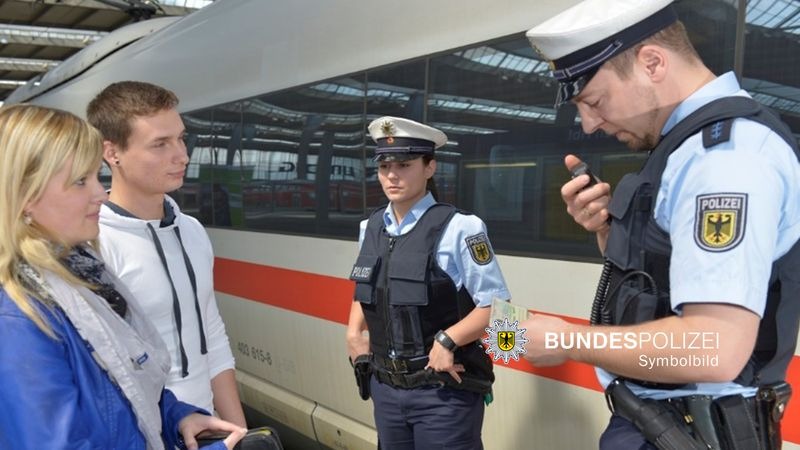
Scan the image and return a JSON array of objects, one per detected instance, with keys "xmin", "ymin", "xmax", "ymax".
[
  {"xmin": 520, "ymin": 1, "xmax": 800, "ymax": 449},
  {"xmin": 347, "ymin": 117, "xmax": 510, "ymax": 449}
]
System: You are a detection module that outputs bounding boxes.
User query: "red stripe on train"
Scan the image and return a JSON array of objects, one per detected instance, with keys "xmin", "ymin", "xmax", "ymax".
[{"xmin": 215, "ymin": 257, "xmax": 800, "ymax": 444}]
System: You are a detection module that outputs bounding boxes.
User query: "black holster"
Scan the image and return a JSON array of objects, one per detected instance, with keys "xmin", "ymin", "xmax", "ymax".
[
  {"xmin": 607, "ymin": 378, "xmax": 792, "ymax": 450},
  {"xmin": 351, "ymin": 354, "xmax": 372, "ymax": 401},
  {"xmin": 605, "ymin": 379, "xmax": 707, "ymax": 450}
]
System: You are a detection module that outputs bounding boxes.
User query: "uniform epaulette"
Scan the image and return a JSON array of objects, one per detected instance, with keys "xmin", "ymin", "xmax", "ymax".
[{"xmin": 702, "ymin": 118, "xmax": 734, "ymax": 148}]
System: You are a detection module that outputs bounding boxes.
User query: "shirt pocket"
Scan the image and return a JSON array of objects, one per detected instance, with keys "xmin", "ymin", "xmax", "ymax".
[
  {"xmin": 388, "ymin": 253, "xmax": 429, "ymax": 306},
  {"xmin": 350, "ymin": 254, "xmax": 381, "ymax": 304}
]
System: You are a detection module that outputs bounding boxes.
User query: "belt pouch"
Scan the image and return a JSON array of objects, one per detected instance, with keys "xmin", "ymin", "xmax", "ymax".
[
  {"xmin": 756, "ymin": 382, "xmax": 792, "ymax": 449},
  {"xmin": 713, "ymin": 395, "xmax": 761, "ymax": 450}
]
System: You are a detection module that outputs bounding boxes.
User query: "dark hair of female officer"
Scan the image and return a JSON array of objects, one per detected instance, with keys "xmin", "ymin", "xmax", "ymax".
[{"xmin": 423, "ymin": 155, "xmax": 438, "ymax": 199}]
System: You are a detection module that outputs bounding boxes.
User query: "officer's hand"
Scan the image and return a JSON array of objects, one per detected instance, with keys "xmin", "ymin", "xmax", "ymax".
[
  {"xmin": 347, "ymin": 332, "xmax": 370, "ymax": 363},
  {"xmin": 426, "ymin": 342, "xmax": 466, "ymax": 383},
  {"xmin": 178, "ymin": 413, "xmax": 247, "ymax": 450},
  {"xmin": 520, "ymin": 314, "xmax": 570, "ymax": 367},
  {"xmin": 561, "ymin": 154, "xmax": 611, "ymax": 233}
]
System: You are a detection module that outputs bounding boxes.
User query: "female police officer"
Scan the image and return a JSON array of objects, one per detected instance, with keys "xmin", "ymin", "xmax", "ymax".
[{"xmin": 346, "ymin": 116, "xmax": 511, "ymax": 449}]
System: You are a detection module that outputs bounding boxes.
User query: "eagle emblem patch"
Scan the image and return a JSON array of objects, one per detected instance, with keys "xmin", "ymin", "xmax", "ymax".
[
  {"xmin": 694, "ymin": 193, "xmax": 747, "ymax": 252},
  {"xmin": 466, "ymin": 232, "xmax": 493, "ymax": 265}
]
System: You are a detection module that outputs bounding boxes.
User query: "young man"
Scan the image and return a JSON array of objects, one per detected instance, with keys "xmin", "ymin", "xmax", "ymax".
[
  {"xmin": 523, "ymin": 1, "xmax": 800, "ymax": 449},
  {"xmin": 88, "ymin": 81, "xmax": 246, "ymax": 427}
]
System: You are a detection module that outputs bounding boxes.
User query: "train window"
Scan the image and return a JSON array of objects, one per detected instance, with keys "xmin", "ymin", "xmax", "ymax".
[
  {"xmin": 739, "ymin": 0, "xmax": 800, "ymax": 140},
  {"xmin": 173, "ymin": 0, "xmax": 798, "ymax": 263},
  {"xmin": 427, "ymin": 36, "xmax": 635, "ymax": 259},
  {"xmin": 183, "ymin": 103, "xmax": 245, "ymax": 227},
  {"xmin": 364, "ymin": 61, "xmax": 427, "ymax": 210},
  {"xmin": 180, "ymin": 107, "xmax": 235, "ymax": 225},
  {"xmin": 675, "ymin": 0, "xmax": 737, "ymax": 76},
  {"xmin": 223, "ymin": 74, "xmax": 369, "ymax": 238}
]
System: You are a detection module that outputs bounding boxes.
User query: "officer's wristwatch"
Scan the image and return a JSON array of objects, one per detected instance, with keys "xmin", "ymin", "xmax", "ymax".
[{"xmin": 435, "ymin": 330, "xmax": 458, "ymax": 352}]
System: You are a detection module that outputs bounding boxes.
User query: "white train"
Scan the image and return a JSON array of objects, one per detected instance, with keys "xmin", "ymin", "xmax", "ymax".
[{"xmin": 10, "ymin": 0, "xmax": 800, "ymax": 448}]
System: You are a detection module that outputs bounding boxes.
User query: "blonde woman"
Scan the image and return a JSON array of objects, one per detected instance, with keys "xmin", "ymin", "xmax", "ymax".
[{"xmin": 0, "ymin": 105, "xmax": 246, "ymax": 450}]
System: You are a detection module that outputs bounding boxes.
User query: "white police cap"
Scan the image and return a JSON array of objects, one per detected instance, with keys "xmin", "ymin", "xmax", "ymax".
[
  {"xmin": 526, "ymin": 0, "xmax": 677, "ymax": 106},
  {"xmin": 368, "ymin": 116, "xmax": 447, "ymax": 162}
]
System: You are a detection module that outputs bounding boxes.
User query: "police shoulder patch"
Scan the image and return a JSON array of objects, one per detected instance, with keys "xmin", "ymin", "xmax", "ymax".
[
  {"xmin": 694, "ymin": 193, "xmax": 747, "ymax": 252},
  {"xmin": 465, "ymin": 232, "xmax": 493, "ymax": 265}
]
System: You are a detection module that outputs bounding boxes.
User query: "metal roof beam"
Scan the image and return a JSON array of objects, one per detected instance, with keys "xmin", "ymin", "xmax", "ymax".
[
  {"xmin": 0, "ymin": 57, "xmax": 59, "ymax": 72},
  {"xmin": 11, "ymin": 0, "xmax": 206, "ymax": 17},
  {"xmin": 0, "ymin": 24, "xmax": 108, "ymax": 48},
  {"xmin": 0, "ymin": 80, "xmax": 27, "ymax": 90}
]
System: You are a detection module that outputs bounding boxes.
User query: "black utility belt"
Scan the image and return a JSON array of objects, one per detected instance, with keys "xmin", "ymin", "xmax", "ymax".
[
  {"xmin": 605, "ymin": 379, "xmax": 791, "ymax": 450},
  {"xmin": 374, "ymin": 368, "xmax": 440, "ymax": 390},
  {"xmin": 372, "ymin": 366, "xmax": 492, "ymax": 395},
  {"xmin": 372, "ymin": 355, "xmax": 429, "ymax": 374}
]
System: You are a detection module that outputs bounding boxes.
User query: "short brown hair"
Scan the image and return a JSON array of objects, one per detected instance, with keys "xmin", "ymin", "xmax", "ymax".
[
  {"xmin": 606, "ymin": 21, "xmax": 702, "ymax": 79},
  {"xmin": 87, "ymin": 81, "xmax": 178, "ymax": 149}
]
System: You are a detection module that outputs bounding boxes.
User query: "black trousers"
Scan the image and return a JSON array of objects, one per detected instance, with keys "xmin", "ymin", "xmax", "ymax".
[{"xmin": 370, "ymin": 375, "xmax": 484, "ymax": 450}]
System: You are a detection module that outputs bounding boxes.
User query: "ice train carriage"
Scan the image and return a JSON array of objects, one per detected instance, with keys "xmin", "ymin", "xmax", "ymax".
[{"xmin": 9, "ymin": 0, "xmax": 800, "ymax": 448}]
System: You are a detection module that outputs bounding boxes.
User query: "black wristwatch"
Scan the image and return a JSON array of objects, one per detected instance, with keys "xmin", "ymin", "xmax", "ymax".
[{"xmin": 435, "ymin": 330, "xmax": 458, "ymax": 352}]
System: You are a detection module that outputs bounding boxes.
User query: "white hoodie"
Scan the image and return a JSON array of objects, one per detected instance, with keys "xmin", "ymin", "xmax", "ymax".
[{"xmin": 98, "ymin": 195, "xmax": 235, "ymax": 413}]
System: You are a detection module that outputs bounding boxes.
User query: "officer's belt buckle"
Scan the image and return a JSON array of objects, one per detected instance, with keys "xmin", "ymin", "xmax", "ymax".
[
  {"xmin": 380, "ymin": 356, "xmax": 428, "ymax": 374},
  {"xmin": 388, "ymin": 358, "xmax": 408, "ymax": 373}
]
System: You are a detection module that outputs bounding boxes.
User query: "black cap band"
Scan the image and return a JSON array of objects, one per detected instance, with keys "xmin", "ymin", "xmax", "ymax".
[
  {"xmin": 374, "ymin": 136, "xmax": 436, "ymax": 157},
  {"xmin": 552, "ymin": 4, "xmax": 678, "ymax": 83}
]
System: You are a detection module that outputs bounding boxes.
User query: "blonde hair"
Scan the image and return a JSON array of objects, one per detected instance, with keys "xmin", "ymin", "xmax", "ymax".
[{"xmin": 0, "ymin": 104, "xmax": 104, "ymax": 336}]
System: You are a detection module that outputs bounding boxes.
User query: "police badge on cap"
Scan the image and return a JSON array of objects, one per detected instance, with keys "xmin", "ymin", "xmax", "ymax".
[
  {"xmin": 525, "ymin": 0, "xmax": 677, "ymax": 107},
  {"xmin": 367, "ymin": 116, "xmax": 447, "ymax": 162}
]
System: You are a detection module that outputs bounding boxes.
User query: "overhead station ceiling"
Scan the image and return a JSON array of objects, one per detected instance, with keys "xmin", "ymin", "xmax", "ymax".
[{"xmin": 0, "ymin": 0, "xmax": 211, "ymax": 104}]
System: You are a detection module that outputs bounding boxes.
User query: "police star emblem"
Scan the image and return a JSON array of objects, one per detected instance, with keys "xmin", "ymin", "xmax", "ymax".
[
  {"xmin": 483, "ymin": 318, "xmax": 528, "ymax": 364},
  {"xmin": 381, "ymin": 120, "xmax": 396, "ymax": 145},
  {"xmin": 694, "ymin": 193, "xmax": 747, "ymax": 252}
]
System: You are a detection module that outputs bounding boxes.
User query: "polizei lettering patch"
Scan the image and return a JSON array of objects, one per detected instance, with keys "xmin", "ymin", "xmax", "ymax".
[
  {"xmin": 350, "ymin": 265, "xmax": 373, "ymax": 282},
  {"xmin": 466, "ymin": 232, "xmax": 493, "ymax": 265},
  {"xmin": 694, "ymin": 193, "xmax": 747, "ymax": 252}
]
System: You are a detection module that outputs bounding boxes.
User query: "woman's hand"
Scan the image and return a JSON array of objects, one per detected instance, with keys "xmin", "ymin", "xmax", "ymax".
[
  {"xmin": 426, "ymin": 341, "xmax": 465, "ymax": 383},
  {"xmin": 178, "ymin": 413, "xmax": 247, "ymax": 450}
]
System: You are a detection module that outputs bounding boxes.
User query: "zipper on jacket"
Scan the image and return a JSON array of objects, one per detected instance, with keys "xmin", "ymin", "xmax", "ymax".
[{"xmin": 384, "ymin": 236, "xmax": 396, "ymax": 358}]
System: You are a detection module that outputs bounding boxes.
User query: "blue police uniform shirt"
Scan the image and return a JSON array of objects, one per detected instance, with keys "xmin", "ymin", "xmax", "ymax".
[
  {"xmin": 358, "ymin": 192, "xmax": 511, "ymax": 307},
  {"xmin": 598, "ymin": 71, "xmax": 800, "ymax": 399}
]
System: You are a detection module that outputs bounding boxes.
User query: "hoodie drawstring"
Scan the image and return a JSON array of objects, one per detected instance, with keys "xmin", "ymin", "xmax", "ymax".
[
  {"xmin": 173, "ymin": 227, "xmax": 208, "ymax": 355},
  {"xmin": 145, "ymin": 222, "xmax": 208, "ymax": 378}
]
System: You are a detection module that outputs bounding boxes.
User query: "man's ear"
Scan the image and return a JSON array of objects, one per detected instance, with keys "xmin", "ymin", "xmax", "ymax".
[
  {"xmin": 637, "ymin": 45, "xmax": 667, "ymax": 82},
  {"xmin": 102, "ymin": 140, "xmax": 120, "ymax": 167}
]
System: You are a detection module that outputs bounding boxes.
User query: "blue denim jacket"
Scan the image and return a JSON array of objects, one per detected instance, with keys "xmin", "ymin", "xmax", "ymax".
[{"xmin": 0, "ymin": 288, "xmax": 218, "ymax": 449}]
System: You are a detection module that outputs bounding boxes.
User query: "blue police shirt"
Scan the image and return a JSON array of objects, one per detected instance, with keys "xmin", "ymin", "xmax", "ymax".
[
  {"xmin": 598, "ymin": 71, "xmax": 800, "ymax": 399},
  {"xmin": 358, "ymin": 192, "xmax": 511, "ymax": 307}
]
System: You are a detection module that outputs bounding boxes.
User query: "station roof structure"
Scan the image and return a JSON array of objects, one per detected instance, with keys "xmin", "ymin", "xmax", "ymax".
[{"xmin": 0, "ymin": 0, "xmax": 212, "ymax": 104}]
